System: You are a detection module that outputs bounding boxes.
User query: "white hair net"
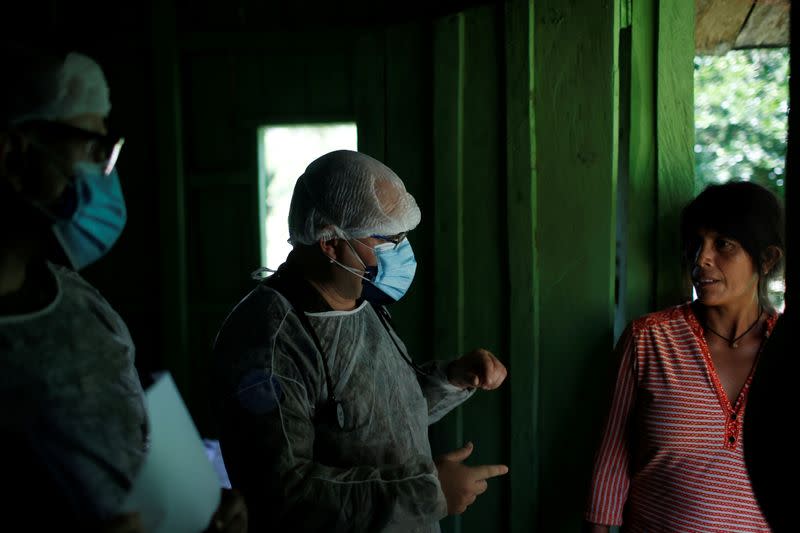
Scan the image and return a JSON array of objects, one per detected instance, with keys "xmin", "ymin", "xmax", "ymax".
[
  {"xmin": 288, "ymin": 150, "xmax": 421, "ymax": 245},
  {"xmin": 2, "ymin": 50, "xmax": 111, "ymax": 125}
]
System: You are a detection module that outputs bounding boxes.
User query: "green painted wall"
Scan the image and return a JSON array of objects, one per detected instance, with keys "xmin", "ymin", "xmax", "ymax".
[
  {"xmin": 151, "ymin": 0, "xmax": 190, "ymax": 405},
  {"xmin": 623, "ymin": 0, "xmax": 695, "ymax": 328},
  {"xmin": 504, "ymin": 1, "xmax": 539, "ymax": 531},
  {"xmin": 655, "ymin": 0, "xmax": 696, "ymax": 308},
  {"xmin": 624, "ymin": 0, "xmax": 658, "ymax": 327},
  {"xmin": 421, "ymin": 1, "xmax": 694, "ymax": 530},
  {"xmin": 531, "ymin": 0, "xmax": 619, "ymax": 529},
  {"xmin": 431, "ymin": 9, "xmax": 509, "ymax": 533}
]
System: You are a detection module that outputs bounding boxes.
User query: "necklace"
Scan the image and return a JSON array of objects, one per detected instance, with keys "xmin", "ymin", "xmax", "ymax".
[{"xmin": 705, "ymin": 307, "xmax": 763, "ymax": 348}]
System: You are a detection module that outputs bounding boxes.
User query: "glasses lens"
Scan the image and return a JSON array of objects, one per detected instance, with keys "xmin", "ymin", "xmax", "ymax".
[
  {"xmin": 371, "ymin": 232, "xmax": 407, "ymax": 248},
  {"xmin": 103, "ymin": 138, "xmax": 125, "ymax": 176},
  {"xmin": 29, "ymin": 121, "xmax": 124, "ymax": 176}
]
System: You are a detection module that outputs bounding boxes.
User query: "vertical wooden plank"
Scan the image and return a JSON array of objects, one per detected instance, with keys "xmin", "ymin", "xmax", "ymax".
[
  {"xmin": 656, "ymin": 0, "xmax": 695, "ymax": 308},
  {"xmin": 532, "ymin": 0, "xmax": 618, "ymax": 530},
  {"xmin": 624, "ymin": 0, "xmax": 658, "ymax": 326},
  {"xmin": 151, "ymin": 0, "xmax": 190, "ymax": 399},
  {"xmin": 504, "ymin": 0, "xmax": 539, "ymax": 531},
  {"xmin": 432, "ymin": 13, "xmax": 465, "ymax": 533},
  {"xmin": 460, "ymin": 6, "xmax": 506, "ymax": 533},
  {"xmin": 383, "ymin": 23, "xmax": 434, "ymax": 368},
  {"xmin": 615, "ymin": 21, "xmax": 632, "ymax": 341}
]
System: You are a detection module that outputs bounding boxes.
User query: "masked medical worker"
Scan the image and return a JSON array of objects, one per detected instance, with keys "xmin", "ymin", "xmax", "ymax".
[
  {"xmin": 0, "ymin": 44, "xmax": 246, "ymax": 533},
  {"xmin": 213, "ymin": 150, "xmax": 509, "ymax": 532}
]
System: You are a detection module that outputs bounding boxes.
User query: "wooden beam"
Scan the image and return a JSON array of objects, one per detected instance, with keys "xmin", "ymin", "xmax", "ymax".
[
  {"xmin": 432, "ymin": 13, "xmax": 466, "ymax": 533},
  {"xmin": 504, "ymin": 0, "xmax": 539, "ymax": 530},
  {"xmin": 695, "ymin": 0, "xmax": 754, "ymax": 54},
  {"xmin": 458, "ymin": 8, "xmax": 506, "ymax": 532},
  {"xmin": 531, "ymin": 0, "xmax": 619, "ymax": 529},
  {"xmin": 625, "ymin": 0, "xmax": 658, "ymax": 325},
  {"xmin": 151, "ymin": 0, "xmax": 190, "ymax": 399},
  {"xmin": 735, "ymin": 0, "xmax": 791, "ymax": 49},
  {"xmin": 656, "ymin": 0, "xmax": 696, "ymax": 307}
]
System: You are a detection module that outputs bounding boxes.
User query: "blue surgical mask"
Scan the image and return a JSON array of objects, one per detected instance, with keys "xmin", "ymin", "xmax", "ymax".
[
  {"xmin": 360, "ymin": 239, "xmax": 417, "ymax": 304},
  {"xmin": 49, "ymin": 161, "xmax": 127, "ymax": 270}
]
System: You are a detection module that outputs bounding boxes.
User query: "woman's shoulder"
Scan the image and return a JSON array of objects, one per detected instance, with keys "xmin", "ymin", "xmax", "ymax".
[{"xmin": 631, "ymin": 302, "xmax": 693, "ymax": 335}]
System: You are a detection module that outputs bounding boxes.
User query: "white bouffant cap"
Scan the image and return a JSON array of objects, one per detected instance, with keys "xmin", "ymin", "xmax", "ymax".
[
  {"xmin": 288, "ymin": 150, "xmax": 422, "ymax": 245},
  {"xmin": 2, "ymin": 48, "xmax": 111, "ymax": 125}
]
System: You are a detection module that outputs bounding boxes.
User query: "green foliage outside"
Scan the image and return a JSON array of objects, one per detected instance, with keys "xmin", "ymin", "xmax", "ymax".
[
  {"xmin": 694, "ymin": 48, "xmax": 789, "ymax": 199},
  {"xmin": 694, "ymin": 48, "xmax": 789, "ymax": 311}
]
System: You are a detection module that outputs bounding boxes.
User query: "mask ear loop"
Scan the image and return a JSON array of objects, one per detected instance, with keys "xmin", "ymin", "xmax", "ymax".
[
  {"xmin": 343, "ymin": 239, "xmax": 369, "ymax": 271},
  {"xmin": 326, "ymin": 237, "xmax": 380, "ymax": 285}
]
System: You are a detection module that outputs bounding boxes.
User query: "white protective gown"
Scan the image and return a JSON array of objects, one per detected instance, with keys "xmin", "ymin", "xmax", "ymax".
[
  {"xmin": 213, "ymin": 272, "xmax": 473, "ymax": 532},
  {"xmin": 0, "ymin": 263, "xmax": 147, "ymax": 521}
]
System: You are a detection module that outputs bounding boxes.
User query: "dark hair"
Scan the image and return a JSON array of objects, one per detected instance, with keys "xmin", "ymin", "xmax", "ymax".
[{"xmin": 680, "ymin": 181, "xmax": 785, "ymax": 309}]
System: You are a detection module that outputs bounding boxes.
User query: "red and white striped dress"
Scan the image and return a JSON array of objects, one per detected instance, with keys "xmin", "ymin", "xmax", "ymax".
[{"xmin": 586, "ymin": 303, "xmax": 777, "ymax": 532}]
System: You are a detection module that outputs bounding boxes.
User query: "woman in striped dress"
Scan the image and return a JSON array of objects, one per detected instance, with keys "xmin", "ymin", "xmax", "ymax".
[{"xmin": 585, "ymin": 181, "xmax": 785, "ymax": 532}]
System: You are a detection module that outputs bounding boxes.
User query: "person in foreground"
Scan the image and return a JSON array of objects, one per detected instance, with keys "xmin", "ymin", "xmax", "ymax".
[
  {"xmin": 213, "ymin": 150, "xmax": 509, "ymax": 532},
  {"xmin": 0, "ymin": 44, "xmax": 246, "ymax": 532},
  {"xmin": 585, "ymin": 181, "xmax": 784, "ymax": 532}
]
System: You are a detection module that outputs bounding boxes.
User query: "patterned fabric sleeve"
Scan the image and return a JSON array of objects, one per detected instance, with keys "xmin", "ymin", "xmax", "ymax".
[{"xmin": 585, "ymin": 323, "xmax": 638, "ymax": 526}]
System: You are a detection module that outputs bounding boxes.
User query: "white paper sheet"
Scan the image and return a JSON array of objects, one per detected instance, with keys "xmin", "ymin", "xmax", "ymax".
[
  {"xmin": 121, "ymin": 373, "xmax": 221, "ymax": 532},
  {"xmin": 203, "ymin": 439, "xmax": 232, "ymax": 489}
]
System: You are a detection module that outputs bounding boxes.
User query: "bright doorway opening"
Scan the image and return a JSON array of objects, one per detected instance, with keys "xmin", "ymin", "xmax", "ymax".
[{"xmin": 258, "ymin": 123, "xmax": 358, "ymax": 268}]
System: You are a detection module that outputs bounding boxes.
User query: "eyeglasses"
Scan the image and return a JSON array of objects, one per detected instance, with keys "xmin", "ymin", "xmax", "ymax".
[
  {"xmin": 25, "ymin": 120, "xmax": 125, "ymax": 176},
  {"xmin": 370, "ymin": 232, "xmax": 408, "ymax": 249}
]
